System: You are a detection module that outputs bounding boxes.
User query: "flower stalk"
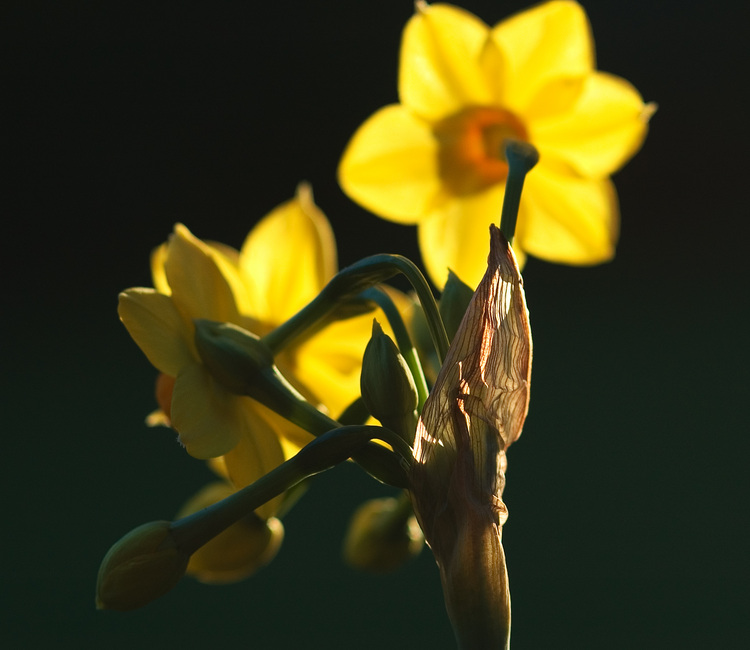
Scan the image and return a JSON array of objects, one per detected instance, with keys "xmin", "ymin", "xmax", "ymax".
[
  {"xmin": 500, "ymin": 140, "xmax": 539, "ymax": 245},
  {"xmin": 193, "ymin": 318, "xmax": 410, "ymax": 487},
  {"xmin": 98, "ymin": 424, "xmax": 412, "ymax": 611},
  {"xmin": 262, "ymin": 254, "xmax": 450, "ymax": 364}
]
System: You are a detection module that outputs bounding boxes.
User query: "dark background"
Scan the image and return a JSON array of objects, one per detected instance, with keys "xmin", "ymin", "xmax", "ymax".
[{"xmin": 4, "ymin": 1, "xmax": 748, "ymax": 648}]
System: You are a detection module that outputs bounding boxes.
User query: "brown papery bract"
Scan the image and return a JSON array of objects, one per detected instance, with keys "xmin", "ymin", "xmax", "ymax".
[{"xmin": 409, "ymin": 225, "xmax": 531, "ymax": 650}]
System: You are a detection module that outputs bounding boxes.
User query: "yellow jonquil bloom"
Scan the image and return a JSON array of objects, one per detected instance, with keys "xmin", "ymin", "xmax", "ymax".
[
  {"xmin": 119, "ymin": 184, "xmax": 376, "ymax": 518},
  {"xmin": 339, "ymin": 1, "xmax": 655, "ymax": 288}
]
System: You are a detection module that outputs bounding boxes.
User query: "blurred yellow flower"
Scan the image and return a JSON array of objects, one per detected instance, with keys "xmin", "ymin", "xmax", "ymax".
[
  {"xmin": 339, "ymin": 0, "xmax": 654, "ymax": 288},
  {"xmin": 119, "ymin": 184, "xmax": 377, "ymax": 517}
]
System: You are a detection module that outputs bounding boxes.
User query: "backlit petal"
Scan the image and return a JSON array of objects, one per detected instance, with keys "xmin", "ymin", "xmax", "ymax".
[
  {"xmin": 531, "ymin": 72, "xmax": 654, "ymax": 178},
  {"xmin": 294, "ymin": 315, "xmax": 377, "ymax": 418},
  {"xmin": 118, "ymin": 289, "xmax": 193, "ymax": 376},
  {"xmin": 150, "ymin": 244, "xmax": 170, "ymax": 295},
  {"xmin": 164, "ymin": 224, "xmax": 241, "ymax": 325},
  {"xmin": 220, "ymin": 401, "xmax": 288, "ymax": 519},
  {"xmin": 491, "ymin": 0, "xmax": 594, "ymax": 112},
  {"xmin": 170, "ymin": 363, "xmax": 240, "ymax": 459},
  {"xmin": 518, "ymin": 163, "xmax": 618, "ymax": 264},
  {"xmin": 338, "ymin": 104, "xmax": 440, "ymax": 223},
  {"xmin": 399, "ymin": 3, "xmax": 493, "ymax": 121},
  {"xmin": 417, "ymin": 184, "xmax": 506, "ymax": 290},
  {"xmin": 239, "ymin": 184, "xmax": 336, "ymax": 323}
]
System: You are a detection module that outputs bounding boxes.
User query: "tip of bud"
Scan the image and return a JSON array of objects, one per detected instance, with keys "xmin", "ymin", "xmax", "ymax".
[
  {"xmin": 96, "ymin": 521, "xmax": 189, "ymax": 611},
  {"xmin": 360, "ymin": 320, "xmax": 418, "ymax": 437},
  {"xmin": 504, "ymin": 139, "xmax": 539, "ymax": 172}
]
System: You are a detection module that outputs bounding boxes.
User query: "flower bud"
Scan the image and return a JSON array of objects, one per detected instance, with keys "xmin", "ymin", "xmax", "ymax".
[
  {"xmin": 439, "ymin": 269, "xmax": 474, "ymax": 342},
  {"xmin": 342, "ymin": 497, "xmax": 424, "ymax": 573},
  {"xmin": 96, "ymin": 521, "xmax": 189, "ymax": 611},
  {"xmin": 360, "ymin": 320, "xmax": 418, "ymax": 437},
  {"xmin": 176, "ymin": 481, "xmax": 284, "ymax": 584}
]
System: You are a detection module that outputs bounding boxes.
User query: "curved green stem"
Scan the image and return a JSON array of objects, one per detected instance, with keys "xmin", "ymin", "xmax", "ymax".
[
  {"xmin": 262, "ymin": 255, "xmax": 449, "ymax": 364},
  {"xmin": 170, "ymin": 425, "xmax": 411, "ymax": 555}
]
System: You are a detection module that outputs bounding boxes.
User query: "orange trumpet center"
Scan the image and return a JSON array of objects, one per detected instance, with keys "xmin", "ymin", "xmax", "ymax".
[
  {"xmin": 433, "ymin": 107, "xmax": 528, "ymax": 197},
  {"xmin": 155, "ymin": 373, "xmax": 176, "ymax": 423}
]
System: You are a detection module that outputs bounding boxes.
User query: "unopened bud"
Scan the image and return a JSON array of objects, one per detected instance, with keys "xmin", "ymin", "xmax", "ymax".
[
  {"xmin": 176, "ymin": 482, "xmax": 284, "ymax": 584},
  {"xmin": 96, "ymin": 521, "xmax": 189, "ymax": 611},
  {"xmin": 360, "ymin": 320, "xmax": 418, "ymax": 437},
  {"xmin": 342, "ymin": 497, "xmax": 424, "ymax": 572},
  {"xmin": 439, "ymin": 270, "xmax": 474, "ymax": 342}
]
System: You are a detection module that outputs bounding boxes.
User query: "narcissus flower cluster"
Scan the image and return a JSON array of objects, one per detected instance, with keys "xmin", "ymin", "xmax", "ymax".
[{"xmin": 99, "ymin": 3, "xmax": 652, "ymax": 647}]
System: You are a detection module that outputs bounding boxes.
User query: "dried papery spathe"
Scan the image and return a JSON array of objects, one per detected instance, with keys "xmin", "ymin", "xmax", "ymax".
[{"xmin": 409, "ymin": 225, "xmax": 531, "ymax": 649}]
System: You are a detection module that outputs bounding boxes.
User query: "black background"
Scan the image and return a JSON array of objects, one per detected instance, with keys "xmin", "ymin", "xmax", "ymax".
[{"xmin": 4, "ymin": 1, "xmax": 748, "ymax": 647}]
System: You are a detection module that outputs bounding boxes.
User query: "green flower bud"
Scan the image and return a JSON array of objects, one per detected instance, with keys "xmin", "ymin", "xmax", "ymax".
[
  {"xmin": 342, "ymin": 496, "xmax": 424, "ymax": 573},
  {"xmin": 96, "ymin": 521, "xmax": 189, "ymax": 611},
  {"xmin": 439, "ymin": 269, "xmax": 474, "ymax": 342},
  {"xmin": 360, "ymin": 320, "xmax": 418, "ymax": 438}
]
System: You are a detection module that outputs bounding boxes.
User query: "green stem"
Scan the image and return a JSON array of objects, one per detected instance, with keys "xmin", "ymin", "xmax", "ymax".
[
  {"xmin": 500, "ymin": 140, "xmax": 539, "ymax": 245},
  {"xmin": 262, "ymin": 255, "xmax": 450, "ymax": 365},
  {"xmin": 194, "ymin": 320, "xmax": 410, "ymax": 488},
  {"xmin": 170, "ymin": 425, "xmax": 411, "ymax": 554}
]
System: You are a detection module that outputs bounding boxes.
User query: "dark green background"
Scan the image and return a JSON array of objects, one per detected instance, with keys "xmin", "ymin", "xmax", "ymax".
[{"xmin": 4, "ymin": 1, "xmax": 747, "ymax": 647}]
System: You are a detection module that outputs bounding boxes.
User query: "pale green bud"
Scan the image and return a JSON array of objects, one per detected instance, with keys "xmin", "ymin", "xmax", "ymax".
[
  {"xmin": 360, "ymin": 320, "xmax": 418, "ymax": 438},
  {"xmin": 439, "ymin": 269, "xmax": 474, "ymax": 342},
  {"xmin": 96, "ymin": 521, "xmax": 189, "ymax": 611},
  {"xmin": 342, "ymin": 497, "xmax": 424, "ymax": 573}
]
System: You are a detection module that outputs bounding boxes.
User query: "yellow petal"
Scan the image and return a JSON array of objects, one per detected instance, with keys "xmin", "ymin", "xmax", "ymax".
[
  {"xmin": 221, "ymin": 400, "xmax": 296, "ymax": 519},
  {"xmin": 293, "ymin": 315, "xmax": 376, "ymax": 418},
  {"xmin": 203, "ymin": 241, "xmax": 257, "ymax": 317},
  {"xmin": 491, "ymin": 0, "xmax": 594, "ymax": 112},
  {"xmin": 170, "ymin": 363, "xmax": 241, "ymax": 459},
  {"xmin": 338, "ymin": 104, "xmax": 441, "ymax": 223},
  {"xmin": 399, "ymin": 3, "xmax": 493, "ymax": 121},
  {"xmin": 518, "ymin": 162, "xmax": 618, "ymax": 264},
  {"xmin": 164, "ymin": 224, "xmax": 241, "ymax": 325},
  {"xmin": 530, "ymin": 72, "xmax": 654, "ymax": 178},
  {"xmin": 239, "ymin": 184, "xmax": 336, "ymax": 323},
  {"xmin": 150, "ymin": 243, "xmax": 170, "ymax": 295},
  {"xmin": 417, "ymin": 184, "xmax": 507, "ymax": 290},
  {"xmin": 118, "ymin": 289, "xmax": 193, "ymax": 376}
]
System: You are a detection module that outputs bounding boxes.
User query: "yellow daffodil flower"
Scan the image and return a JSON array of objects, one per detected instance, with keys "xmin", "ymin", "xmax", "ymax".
[
  {"xmin": 339, "ymin": 1, "xmax": 655, "ymax": 288},
  {"xmin": 119, "ymin": 184, "xmax": 379, "ymax": 517}
]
